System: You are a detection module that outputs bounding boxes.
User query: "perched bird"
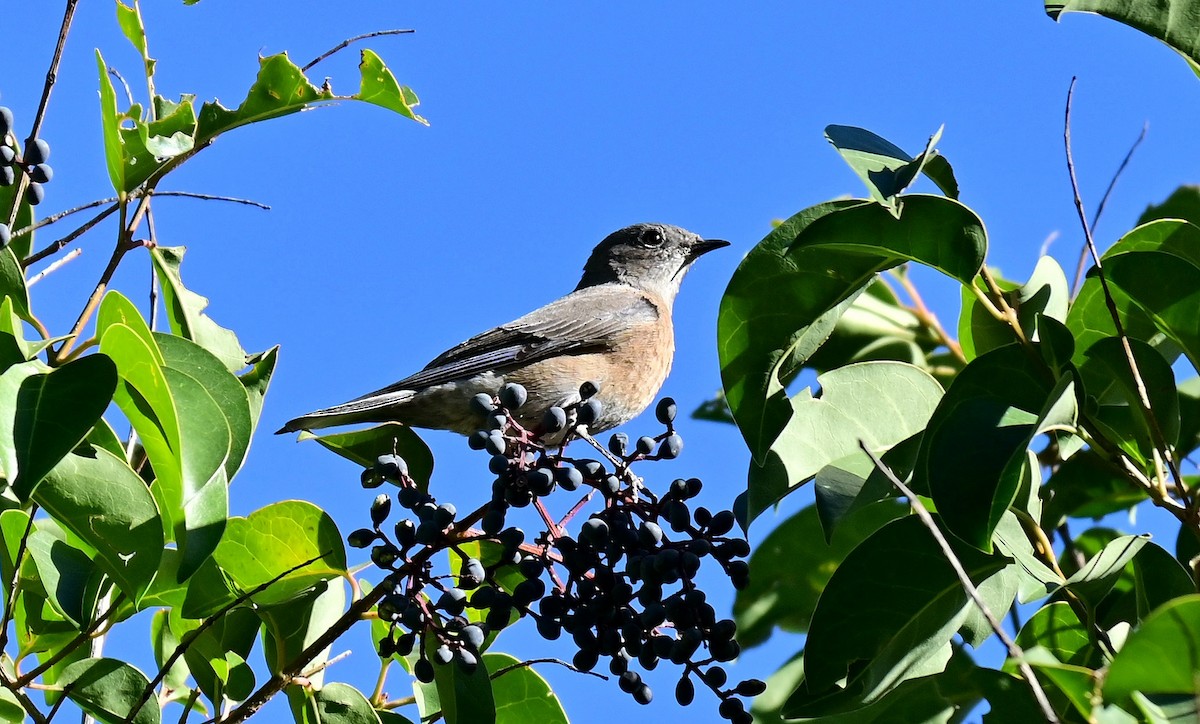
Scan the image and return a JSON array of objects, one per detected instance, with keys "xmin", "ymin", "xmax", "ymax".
[{"xmin": 277, "ymin": 223, "xmax": 728, "ymax": 439}]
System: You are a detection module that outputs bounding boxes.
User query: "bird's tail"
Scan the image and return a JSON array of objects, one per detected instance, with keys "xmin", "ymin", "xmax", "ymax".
[{"xmin": 275, "ymin": 389, "xmax": 417, "ymax": 434}]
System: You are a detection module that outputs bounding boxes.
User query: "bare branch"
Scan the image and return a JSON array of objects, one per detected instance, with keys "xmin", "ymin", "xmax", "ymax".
[
  {"xmin": 302, "ymin": 29, "xmax": 415, "ymax": 72},
  {"xmin": 859, "ymin": 440, "xmax": 1059, "ymax": 723}
]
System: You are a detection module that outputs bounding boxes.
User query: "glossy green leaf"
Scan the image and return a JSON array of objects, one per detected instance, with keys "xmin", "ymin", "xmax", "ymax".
[
  {"xmin": 195, "ymin": 53, "xmax": 337, "ymax": 143},
  {"xmin": 923, "ymin": 345, "xmax": 1076, "ymax": 550},
  {"xmin": 10, "ymin": 353, "xmax": 117, "ymax": 500},
  {"xmin": 1139, "ymin": 184, "xmax": 1200, "ymax": 228},
  {"xmin": 260, "ymin": 580, "xmax": 345, "ymax": 686},
  {"xmin": 97, "ymin": 291, "xmax": 162, "ymax": 365},
  {"xmin": 1047, "ymin": 0, "xmax": 1200, "ymax": 68},
  {"xmin": 174, "ymin": 605, "xmax": 259, "ymax": 705},
  {"xmin": 95, "ymin": 50, "xmax": 126, "ymax": 193},
  {"xmin": 0, "ymin": 359, "xmax": 39, "ymax": 483},
  {"xmin": 163, "ymin": 366, "xmax": 230, "ymax": 580},
  {"xmin": 180, "ymin": 555, "xmax": 237, "ymax": 619},
  {"xmin": 0, "ymin": 687, "xmax": 23, "ymax": 723},
  {"xmin": 1104, "ymin": 594, "xmax": 1200, "ymax": 702},
  {"xmin": 734, "ymin": 501, "xmax": 906, "ymax": 646},
  {"xmin": 25, "ymin": 521, "xmax": 98, "ymax": 627},
  {"xmin": 802, "ymin": 515, "xmax": 1010, "ymax": 700},
  {"xmin": 825, "ymin": 125, "xmax": 951, "ymax": 214},
  {"xmin": 357, "ymin": 49, "xmax": 428, "ymax": 125},
  {"xmin": 150, "ymin": 609, "xmax": 191, "ymax": 695},
  {"xmin": 484, "ymin": 653, "xmax": 568, "ymax": 724},
  {"xmin": 1043, "ymin": 451, "xmax": 1147, "ymax": 526},
  {"xmin": 58, "ymin": 658, "xmax": 160, "ymax": 724},
  {"xmin": 959, "ymin": 256, "xmax": 1069, "ymax": 360},
  {"xmin": 115, "ymin": 1, "xmax": 149, "ymax": 60},
  {"xmin": 1132, "ymin": 541, "xmax": 1195, "ymax": 621},
  {"xmin": 213, "ymin": 500, "xmax": 346, "ymax": 605},
  {"xmin": 992, "ymin": 511, "xmax": 1061, "ymax": 604},
  {"xmin": 1062, "ymin": 534, "xmax": 1148, "ymax": 611},
  {"xmin": 99, "ymin": 322, "xmax": 183, "ymax": 536},
  {"xmin": 426, "ymin": 635, "xmax": 495, "ymax": 724},
  {"xmin": 240, "ymin": 345, "xmax": 279, "ymax": 432},
  {"xmin": 0, "ymin": 246, "xmax": 30, "ymax": 321},
  {"xmin": 1014, "ymin": 602, "xmax": 1096, "ymax": 668},
  {"xmin": 1078, "ymin": 336, "xmax": 1179, "ymax": 466},
  {"xmin": 36, "ymin": 444, "xmax": 164, "ymax": 602},
  {"xmin": 307, "ymin": 683, "xmax": 381, "ymax": 724},
  {"xmin": 118, "ymin": 97, "xmax": 196, "ymax": 191},
  {"xmin": 303, "ymin": 422, "xmax": 435, "ymax": 490},
  {"xmin": 746, "ymin": 360, "xmax": 942, "ymax": 524},
  {"xmin": 719, "ymin": 196, "xmax": 986, "ymax": 463},
  {"xmin": 958, "ymin": 565, "xmax": 1020, "ymax": 649},
  {"xmin": 157, "ymin": 333, "xmax": 251, "ymax": 481},
  {"xmin": 1068, "ymin": 219, "xmax": 1200, "ymax": 370},
  {"xmin": 1019, "ymin": 647, "xmax": 1097, "ymax": 718},
  {"xmin": 151, "ymin": 246, "xmax": 247, "ymax": 373}
]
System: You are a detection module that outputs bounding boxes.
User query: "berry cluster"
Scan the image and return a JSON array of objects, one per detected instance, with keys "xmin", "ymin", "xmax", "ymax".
[
  {"xmin": 348, "ymin": 382, "xmax": 761, "ymax": 722},
  {"xmin": 0, "ymin": 101, "xmax": 54, "ymax": 214}
]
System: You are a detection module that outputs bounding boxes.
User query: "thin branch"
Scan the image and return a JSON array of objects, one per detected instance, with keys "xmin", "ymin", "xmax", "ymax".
[
  {"xmin": 1070, "ymin": 122, "xmax": 1148, "ymax": 298},
  {"xmin": 489, "ymin": 657, "xmax": 607, "ymax": 682},
  {"xmin": 7, "ymin": 0, "xmax": 79, "ymax": 231},
  {"xmin": 123, "ymin": 554, "xmax": 327, "ymax": 723},
  {"xmin": 894, "ymin": 270, "xmax": 965, "ymax": 363},
  {"xmin": 14, "ymin": 593, "xmax": 127, "ymax": 687},
  {"xmin": 21, "ymin": 203, "xmax": 119, "ymax": 268},
  {"xmin": 302, "ymin": 30, "xmax": 415, "ymax": 72},
  {"xmin": 12, "ymin": 197, "xmax": 118, "ymax": 239},
  {"xmin": 108, "ymin": 66, "xmax": 136, "ymax": 109},
  {"xmin": 150, "ymin": 190, "xmax": 270, "ymax": 210},
  {"xmin": 859, "ymin": 441, "xmax": 1059, "ymax": 723},
  {"xmin": 1063, "ymin": 79, "xmax": 1186, "ymax": 506},
  {"xmin": 27, "ymin": 248, "xmax": 81, "ymax": 287}
]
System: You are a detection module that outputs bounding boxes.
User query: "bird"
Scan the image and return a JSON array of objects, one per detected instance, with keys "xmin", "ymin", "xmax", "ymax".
[{"xmin": 276, "ymin": 223, "xmax": 729, "ymax": 440}]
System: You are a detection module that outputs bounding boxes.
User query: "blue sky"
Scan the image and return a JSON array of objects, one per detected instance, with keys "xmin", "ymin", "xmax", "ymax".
[{"xmin": 10, "ymin": 2, "xmax": 1200, "ymax": 722}]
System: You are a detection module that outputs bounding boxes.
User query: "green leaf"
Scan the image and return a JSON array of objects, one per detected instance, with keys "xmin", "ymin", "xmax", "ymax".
[
  {"xmin": 1103, "ymin": 594, "xmax": 1200, "ymax": 702},
  {"xmin": 119, "ymin": 97, "xmax": 197, "ymax": 191},
  {"xmin": 259, "ymin": 580, "xmax": 345, "ymax": 686},
  {"xmin": 240, "ymin": 345, "xmax": 279, "ymax": 432},
  {"xmin": 174, "ymin": 605, "xmax": 259, "ymax": 705},
  {"xmin": 719, "ymin": 196, "xmax": 986, "ymax": 463},
  {"xmin": 0, "ymin": 246, "xmax": 30, "ymax": 322},
  {"xmin": 1062, "ymin": 534, "xmax": 1148, "ymax": 611},
  {"xmin": 0, "ymin": 687, "xmax": 24, "ymax": 723},
  {"xmin": 156, "ymin": 333, "xmax": 252, "ymax": 482},
  {"xmin": 195, "ymin": 53, "xmax": 337, "ymax": 143},
  {"xmin": 36, "ymin": 444, "xmax": 164, "ymax": 603},
  {"xmin": 303, "ymin": 423, "xmax": 435, "ymax": 490},
  {"xmin": 151, "ymin": 246, "xmax": 247, "ymax": 372},
  {"xmin": 959, "ymin": 257, "xmax": 1069, "ymax": 360},
  {"xmin": 180, "ymin": 555, "xmax": 237, "ymax": 618},
  {"xmin": 163, "ymin": 366, "xmax": 230, "ymax": 581},
  {"xmin": 1043, "ymin": 451, "xmax": 1148, "ymax": 525},
  {"xmin": 1078, "ymin": 336, "xmax": 1179, "ymax": 466},
  {"xmin": 733, "ymin": 501, "xmax": 906, "ymax": 646},
  {"xmin": 1177, "ymin": 376, "xmax": 1200, "ymax": 457},
  {"xmin": 151, "ymin": 609, "xmax": 191, "ymax": 693},
  {"xmin": 58, "ymin": 658, "xmax": 161, "ymax": 724},
  {"xmin": 1019, "ymin": 647, "xmax": 1098, "ymax": 718},
  {"xmin": 97, "ymin": 291, "xmax": 162, "ymax": 364},
  {"xmin": 1046, "ymin": 0, "xmax": 1200, "ymax": 68},
  {"xmin": 802, "ymin": 514, "xmax": 1010, "ymax": 701},
  {"xmin": 115, "ymin": 1, "xmax": 149, "ymax": 60},
  {"xmin": 213, "ymin": 500, "xmax": 346, "ymax": 605},
  {"xmin": 11, "ymin": 353, "xmax": 117, "ymax": 500},
  {"xmin": 1068, "ymin": 219, "xmax": 1200, "ymax": 370},
  {"xmin": 0, "ymin": 359, "xmax": 40, "ymax": 482},
  {"xmin": 923, "ymin": 345, "xmax": 1077, "ymax": 550},
  {"xmin": 824, "ymin": 125, "xmax": 957, "ymax": 214},
  {"xmin": 308, "ymin": 683, "xmax": 381, "ymax": 724},
  {"xmin": 426, "ymin": 635, "xmax": 495, "ymax": 724},
  {"xmin": 1014, "ymin": 602, "xmax": 1096, "ymax": 668},
  {"xmin": 1139, "ymin": 185, "xmax": 1200, "ymax": 228},
  {"xmin": 484, "ymin": 653, "xmax": 568, "ymax": 724},
  {"xmin": 745, "ymin": 360, "xmax": 942, "ymax": 524},
  {"xmin": 99, "ymin": 322, "xmax": 183, "ymax": 536},
  {"xmin": 95, "ymin": 50, "xmax": 126, "ymax": 193},
  {"xmin": 1132, "ymin": 541, "xmax": 1195, "ymax": 621},
  {"xmin": 357, "ymin": 49, "xmax": 428, "ymax": 125},
  {"xmin": 25, "ymin": 521, "xmax": 98, "ymax": 627},
  {"xmin": 992, "ymin": 511, "xmax": 1062, "ymax": 604}
]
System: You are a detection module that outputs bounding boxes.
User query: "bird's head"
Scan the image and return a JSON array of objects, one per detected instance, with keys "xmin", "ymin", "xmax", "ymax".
[{"xmin": 576, "ymin": 223, "xmax": 729, "ymax": 300}]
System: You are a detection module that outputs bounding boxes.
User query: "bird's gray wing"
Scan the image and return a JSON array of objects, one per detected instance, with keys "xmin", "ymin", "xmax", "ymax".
[{"xmin": 359, "ymin": 285, "xmax": 660, "ymax": 397}]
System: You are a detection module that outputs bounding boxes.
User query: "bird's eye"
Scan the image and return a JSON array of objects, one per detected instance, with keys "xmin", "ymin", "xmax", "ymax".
[{"xmin": 638, "ymin": 228, "xmax": 665, "ymax": 248}]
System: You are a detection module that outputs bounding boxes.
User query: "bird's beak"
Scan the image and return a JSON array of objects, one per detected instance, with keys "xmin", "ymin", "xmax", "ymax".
[{"xmin": 687, "ymin": 238, "xmax": 731, "ymax": 261}]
